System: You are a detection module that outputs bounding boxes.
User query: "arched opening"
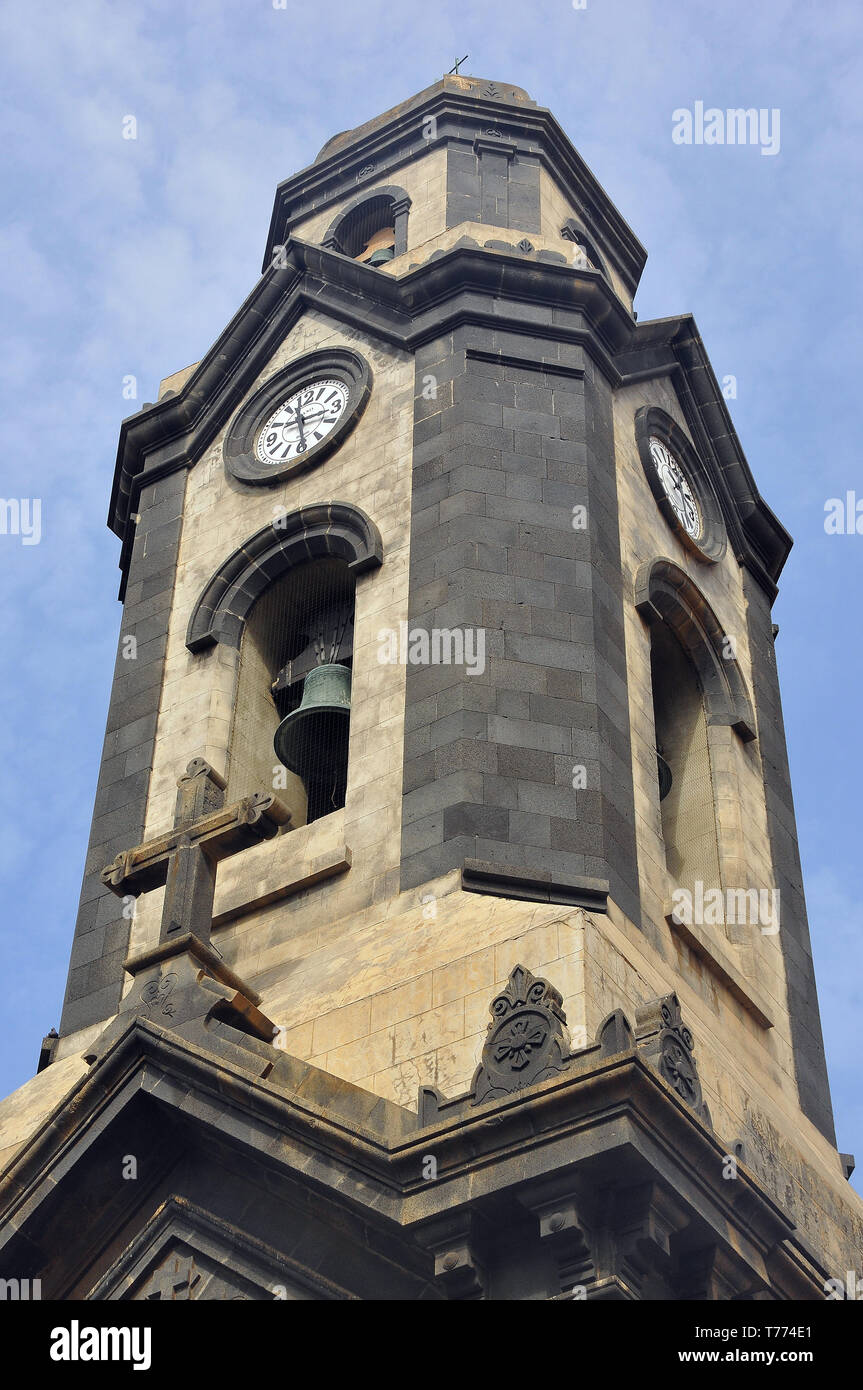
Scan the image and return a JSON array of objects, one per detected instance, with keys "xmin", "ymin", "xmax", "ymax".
[
  {"xmin": 650, "ymin": 621, "xmax": 721, "ymax": 891},
  {"xmin": 560, "ymin": 219, "xmax": 608, "ymax": 277},
  {"xmin": 634, "ymin": 558, "xmax": 755, "ymax": 742},
  {"xmin": 339, "ymin": 196, "xmax": 396, "ymax": 264},
  {"xmin": 229, "ymin": 557, "xmax": 355, "ymax": 827},
  {"xmin": 322, "ymin": 187, "xmax": 411, "ymax": 265}
]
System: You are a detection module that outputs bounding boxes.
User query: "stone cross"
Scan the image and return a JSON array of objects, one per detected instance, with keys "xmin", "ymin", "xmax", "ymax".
[{"xmin": 101, "ymin": 758, "xmax": 290, "ymax": 945}]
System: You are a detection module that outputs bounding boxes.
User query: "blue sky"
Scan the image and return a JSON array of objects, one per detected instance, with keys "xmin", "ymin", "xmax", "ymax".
[{"xmin": 0, "ymin": 0, "xmax": 860, "ymax": 1181}]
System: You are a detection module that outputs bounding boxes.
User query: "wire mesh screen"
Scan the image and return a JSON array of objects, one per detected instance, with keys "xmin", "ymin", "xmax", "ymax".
[
  {"xmin": 336, "ymin": 195, "xmax": 395, "ymax": 259},
  {"xmin": 238, "ymin": 557, "xmax": 354, "ymax": 824}
]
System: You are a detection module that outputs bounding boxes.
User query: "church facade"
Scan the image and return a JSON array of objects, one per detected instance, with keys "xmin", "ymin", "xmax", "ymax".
[{"xmin": 1, "ymin": 74, "xmax": 860, "ymax": 1300}]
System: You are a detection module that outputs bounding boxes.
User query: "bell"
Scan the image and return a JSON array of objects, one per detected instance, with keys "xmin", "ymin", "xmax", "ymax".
[
  {"xmin": 357, "ymin": 226, "xmax": 395, "ymax": 266},
  {"xmin": 367, "ymin": 244, "xmax": 395, "ymax": 266},
  {"xmin": 274, "ymin": 663, "xmax": 351, "ymax": 780}
]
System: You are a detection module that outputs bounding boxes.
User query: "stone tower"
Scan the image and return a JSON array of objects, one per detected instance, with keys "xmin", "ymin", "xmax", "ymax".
[{"xmin": 1, "ymin": 75, "xmax": 860, "ymax": 1301}]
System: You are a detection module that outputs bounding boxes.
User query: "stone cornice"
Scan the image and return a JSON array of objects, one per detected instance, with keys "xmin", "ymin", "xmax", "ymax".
[
  {"xmin": 0, "ymin": 1011, "xmax": 832, "ymax": 1299},
  {"xmin": 109, "ymin": 239, "xmax": 632, "ymax": 585},
  {"xmin": 262, "ymin": 78, "xmax": 647, "ymax": 295},
  {"xmin": 109, "ymin": 239, "xmax": 790, "ymax": 602}
]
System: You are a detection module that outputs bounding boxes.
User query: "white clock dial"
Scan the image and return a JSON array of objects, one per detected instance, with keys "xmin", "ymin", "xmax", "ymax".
[
  {"xmin": 648, "ymin": 436, "xmax": 701, "ymax": 540},
  {"xmin": 256, "ymin": 379, "xmax": 350, "ymax": 466}
]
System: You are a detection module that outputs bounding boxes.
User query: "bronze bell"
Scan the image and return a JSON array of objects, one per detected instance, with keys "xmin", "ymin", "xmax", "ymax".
[
  {"xmin": 274, "ymin": 662, "xmax": 351, "ymax": 780},
  {"xmin": 357, "ymin": 226, "xmax": 395, "ymax": 266}
]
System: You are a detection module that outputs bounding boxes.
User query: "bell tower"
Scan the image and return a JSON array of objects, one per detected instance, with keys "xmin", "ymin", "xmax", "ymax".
[{"xmin": 1, "ymin": 74, "xmax": 860, "ymax": 1302}]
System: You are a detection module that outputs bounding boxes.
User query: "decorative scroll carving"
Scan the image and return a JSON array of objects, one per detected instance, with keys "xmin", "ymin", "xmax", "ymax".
[
  {"xmin": 635, "ymin": 992, "xmax": 710, "ymax": 1124},
  {"xmin": 471, "ymin": 964, "xmax": 571, "ymax": 1106},
  {"xmin": 140, "ymin": 973, "xmax": 177, "ymax": 1018}
]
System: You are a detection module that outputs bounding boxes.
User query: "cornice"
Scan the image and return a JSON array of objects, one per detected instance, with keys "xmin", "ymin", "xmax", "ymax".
[
  {"xmin": 109, "ymin": 238, "xmax": 633, "ymax": 585},
  {"xmin": 263, "ymin": 82, "xmax": 647, "ymax": 295},
  {"xmin": 0, "ymin": 1012, "xmax": 832, "ymax": 1300},
  {"xmin": 109, "ymin": 241, "xmax": 790, "ymax": 603}
]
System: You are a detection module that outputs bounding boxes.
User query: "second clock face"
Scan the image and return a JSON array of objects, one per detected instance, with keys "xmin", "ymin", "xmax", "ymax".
[
  {"xmin": 648, "ymin": 436, "xmax": 702, "ymax": 541},
  {"xmin": 255, "ymin": 379, "xmax": 351, "ymax": 467}
]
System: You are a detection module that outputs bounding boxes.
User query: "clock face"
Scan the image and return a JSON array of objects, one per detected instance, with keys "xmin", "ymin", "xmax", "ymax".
[
  {"xmin": 648, "ymin": 436, "xmax": 701, "ymax": 540},
  {"xmin": 255, "ymin": 379, "xmax": 350, "ymax": 467}
]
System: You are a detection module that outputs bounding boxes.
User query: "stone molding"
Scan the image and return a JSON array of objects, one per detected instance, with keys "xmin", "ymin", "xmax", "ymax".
[
  {"xmin": 185, "ymin": 502, "xmax": 383, "ymax": 653},
  {"xmin": 0, "ymin": 992, "xmax": 829, "ymax": 1301},
  {"xmin": 108, "ymin": 240, "xmax": 789, "ymax": 599},
  {"xmin": 634, "ymin": 556, "xmax": 757, "ymax": 741},
  {"xmin": 264, "ymin": 76, "xmax": 645, "ymax": 291}
]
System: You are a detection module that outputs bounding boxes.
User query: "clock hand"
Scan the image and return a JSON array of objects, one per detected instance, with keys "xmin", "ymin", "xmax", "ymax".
[{"xmin": 292, "ymin": 402, "xmax": 307, "ymax": 450}]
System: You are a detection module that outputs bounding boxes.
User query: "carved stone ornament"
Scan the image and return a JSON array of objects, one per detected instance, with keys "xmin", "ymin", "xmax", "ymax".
[
  {"xmin": 140, "ymin": 972, "xmax": 177, "ymax": 1018},
  {"xmin": 471, "ymin": 964, "xmax": 571, "ymax": 1106},
  {"xmin": 635, "ymin": 992, "xmax": 709, "ymax": 1122},
  {"xmin": 144, "ymin": 1253, "xmax": 201, "ymax": 1301},
  {"xmin": 140, "ymin": 1251, "xmax": 248, "ymax": 1302}
]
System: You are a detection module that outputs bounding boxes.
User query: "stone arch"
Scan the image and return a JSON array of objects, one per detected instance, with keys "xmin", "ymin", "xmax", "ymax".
[
  {"xmin": 321, "ymin": 185, "xmax": 412, "ymax": 259},
  {"xmin": 186, "ymin": 502, "xmax": 383, "ymax": 654},
  {"xmin": 634, "ymin": 558, "xmax": 756, "ymax": 742},
  {"xmin": 560, "ymin": 218, "xmax": 609, "ymax": 279}
]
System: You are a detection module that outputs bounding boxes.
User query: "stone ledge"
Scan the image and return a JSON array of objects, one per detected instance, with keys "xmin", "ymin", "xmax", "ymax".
[
  {"xmin": 212, "ymin": 843, "xmax": 352, "ymax": 928},
  {"xmin": 463, "ymin": 860, "xmax": 609, "ymax": 911},
  {"xmin": 665, "ymin": 908, "xmax": 774, "ymax": 1030}
]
